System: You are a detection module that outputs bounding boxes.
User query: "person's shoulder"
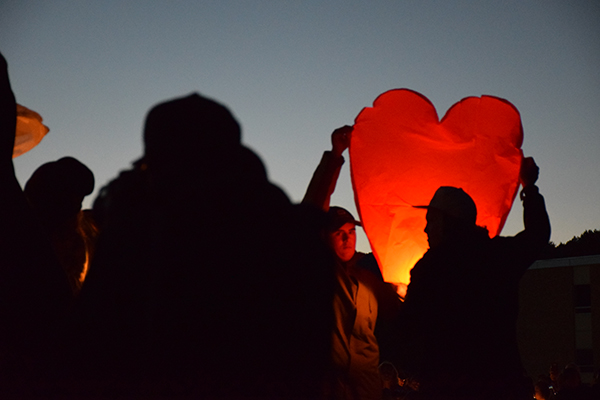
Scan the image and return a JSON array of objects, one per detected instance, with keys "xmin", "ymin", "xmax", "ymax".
[
  {"xmin": 348, "ymin": 251, "xmax": 383, "ymax": 284},
  {"xmin": 353, "ymin": 252, "xmax": 385, "ymax": 282},
  {"xmin": 93, "ymin": 164, "xmax": 150, "ymax": 225}
]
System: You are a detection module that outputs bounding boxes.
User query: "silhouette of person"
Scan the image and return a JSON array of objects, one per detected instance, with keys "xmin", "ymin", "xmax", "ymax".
[
  {"xmin": 303, "ymin": 125, "xmax": 402, "ymax": 400},
  {"xmin": 24, "ymin": 157, "xmax": 98, "ymax": 297},
  {"xmin": 0, "ymin": 52, "xmax": 72, "ymax": 392},
  {"xmin": 556, "ymin": 364, "xmax": 594, "ymax": 400},
  {"xmin": 75, "ymin": 93, "xmax": 334, "ymax": 398},
  {"xmin": 396, "ymin": 157, "xmax": 550, "ymax": 400}
]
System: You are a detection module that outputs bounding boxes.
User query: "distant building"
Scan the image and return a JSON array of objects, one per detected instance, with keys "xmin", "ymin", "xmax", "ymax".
[{"xmin": 518, "ymin": 255, "xmax": 600, "ymax": 384}]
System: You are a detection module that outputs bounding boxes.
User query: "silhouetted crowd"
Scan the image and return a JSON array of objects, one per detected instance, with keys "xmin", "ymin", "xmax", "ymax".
[{"xmin": 1, "ymin": 52, "xmax": 595, "ymax": 400}]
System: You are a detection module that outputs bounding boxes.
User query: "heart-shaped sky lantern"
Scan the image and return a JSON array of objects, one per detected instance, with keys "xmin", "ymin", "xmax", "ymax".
[{"xmin": 350, "ymin": 89, "xmax": 523, "ymax": 288}]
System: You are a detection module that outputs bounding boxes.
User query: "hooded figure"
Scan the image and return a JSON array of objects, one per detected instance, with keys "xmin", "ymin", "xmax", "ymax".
[
  {"xmin": 77, "ymin": 93, "xmax": 334, "ymax": 398},
  {"xmin": 25, "ymin": 157, "xmax": 97, "ymax": 296}
]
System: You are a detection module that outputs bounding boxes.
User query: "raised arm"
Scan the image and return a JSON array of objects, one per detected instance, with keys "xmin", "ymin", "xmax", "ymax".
[
  {"xmin": 302, "ymin": 125, "xmax": 352, "ymax": 210},
  {"xmin": 512, "ymin": 156, "xmax": 551, "ymax": 261},
  {"xmin": 0, "ymin": 53, "xmax": 17, "ymax": 171}
]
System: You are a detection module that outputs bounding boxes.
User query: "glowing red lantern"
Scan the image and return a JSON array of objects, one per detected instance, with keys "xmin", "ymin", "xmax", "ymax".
[{"xmin": 350, "ymin": 89, "xmax": 523, "ymax": 287}]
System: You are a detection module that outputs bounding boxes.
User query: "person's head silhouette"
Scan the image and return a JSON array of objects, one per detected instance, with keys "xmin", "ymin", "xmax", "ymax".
[
  {"xmin": 25, "ymin": 156, "xmax": 94, "ymax": 229},
  {"xmin": 417, "ymin": 186, "xmax": 479, "ymax": 248},
  {"xmin": 143, "ymin": 93, "xmax": 241, "ymax": 168}
]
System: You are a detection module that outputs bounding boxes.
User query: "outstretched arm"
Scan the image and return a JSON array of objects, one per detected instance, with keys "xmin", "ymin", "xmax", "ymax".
[
  {"xmin": 0, "ymin": 53, "xmax": 72, "ymax": 367},
  {"xmin": 302, "ymin": 125, "xmax": 352, "ymax": 211},
  {"xmin": 0, "ymin": 53, "xmax": 25, "ymax": 214},
  {"xmin": 513, "ymin": 156, "xmax": 551, "ymax": 261}
]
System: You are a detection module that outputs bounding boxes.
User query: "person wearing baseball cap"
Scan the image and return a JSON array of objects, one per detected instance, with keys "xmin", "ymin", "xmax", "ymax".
[
  {"xmin": 397, "ymin": 157, "xmax": 551, "ymax": 399},
  {"xmin": 325, "ymin": 206, "xmax": 362, "ymax": 263},
  {"xmin": 303, "ymin": 126, "xmax": 402, "ymax": 400},
  {"xmin": 413, "ymin": 186, "xmax": 479, "ymax": 249}
]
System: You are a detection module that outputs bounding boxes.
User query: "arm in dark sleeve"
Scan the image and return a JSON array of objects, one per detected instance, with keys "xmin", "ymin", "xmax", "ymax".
[
  {"xmin": 0, "ymin": 53, "xmax": 72, "ymax": 364},
  {"xmin": 504, "ymin": 184, "xmax": 551, "ymax": 272},
  {"xmin": 519, "ymin": 184, "xmax": 551, "ymax": 250},
  {"xmin": 0, "ymin": 53, "xmax": 17, "ymax": 173},
  {"xmin": 301, "ymin": 151, "xmax": 344, "ymax": 211},
  {"xmin": 0, "ymin": 53, "xmax": 26, "ymax": 228}
]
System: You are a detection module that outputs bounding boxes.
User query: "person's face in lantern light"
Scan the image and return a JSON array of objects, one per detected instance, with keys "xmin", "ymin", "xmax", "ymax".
[
  {"xmin": 424, "ymin": 208, "xmax": 444, "ymax": 249},
  {"xmin": 329, "ymin": 222, "xmax": 357, "ymax": 262}
]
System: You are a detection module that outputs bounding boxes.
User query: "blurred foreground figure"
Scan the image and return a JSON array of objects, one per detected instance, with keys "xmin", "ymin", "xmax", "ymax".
[
  {"xmin": 556, "ymin": 363, "xmax": 595, "ymax": 400},
  {"xmin": 25, "ymin": 157, "xmax": 98, "ymax": 297},
  {"xmin": 0, "ymin": 53, "xmax": 72, "ymax": 391},
  {"xmin": 397, "ymin": 157, "xmax": 551, "ymax": 400},
  {"xmin": 76, "ymin": 93, "xmax": 334, "ymax": 398},
  {"xmin": 303, "ymin": 126, "xmax": 402, "ymax": 400}
]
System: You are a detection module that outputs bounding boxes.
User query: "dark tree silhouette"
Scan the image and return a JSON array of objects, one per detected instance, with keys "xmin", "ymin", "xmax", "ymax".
[{"xmin": 538, "ymin": 230, "xmax": 600, "ymax": 259}]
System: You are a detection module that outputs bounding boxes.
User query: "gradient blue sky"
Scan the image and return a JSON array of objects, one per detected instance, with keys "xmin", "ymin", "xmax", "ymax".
[{"xmin": 1, "ymin": 1, "xmax": 598, "ymax": 253}]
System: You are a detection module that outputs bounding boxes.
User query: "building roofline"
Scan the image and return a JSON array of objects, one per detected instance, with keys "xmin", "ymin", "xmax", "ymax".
[{"xmin": 529, "ymin": 255, "xmax": 600, "ymax": 269}]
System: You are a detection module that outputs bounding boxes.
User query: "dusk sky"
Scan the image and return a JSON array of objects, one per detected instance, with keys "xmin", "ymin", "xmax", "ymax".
[{"xmin": 1, "ymin": 1, "xmax": 598, "ymax": 254}]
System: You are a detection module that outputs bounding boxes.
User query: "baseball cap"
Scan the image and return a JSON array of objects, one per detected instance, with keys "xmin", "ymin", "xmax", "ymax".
[
  {"xmin": 414, "ymin": 186, "xmax": 477, "ymax": 224},
  {"xmin": 326, "ymin": 206, "xmax": 362, "ymax": 231}
]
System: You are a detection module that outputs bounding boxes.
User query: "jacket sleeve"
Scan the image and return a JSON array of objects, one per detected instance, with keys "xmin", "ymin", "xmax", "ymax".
[
  {"xmin": 501, "ymin": 184, "xmax": 551, "ymax": 277},
  {"xmin": 0, "ymin": 53, "xmax": 17, "ymax": 171},
  {"xmin": 301, "ymin": 151, "xmax": 345, "ymax": 211},
  {"xmin": 519, "ymin": 184, "xmax": 551, "ymax": 251},
  {"xmin": 0, "ymin": 53, "xmax": 72, "ymax": 365}
]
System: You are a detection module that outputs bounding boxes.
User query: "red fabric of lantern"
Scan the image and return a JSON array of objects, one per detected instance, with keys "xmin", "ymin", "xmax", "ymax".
[{"xmin": 350, "ymin": 89, "xmax": 523, "ymax": 286}]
